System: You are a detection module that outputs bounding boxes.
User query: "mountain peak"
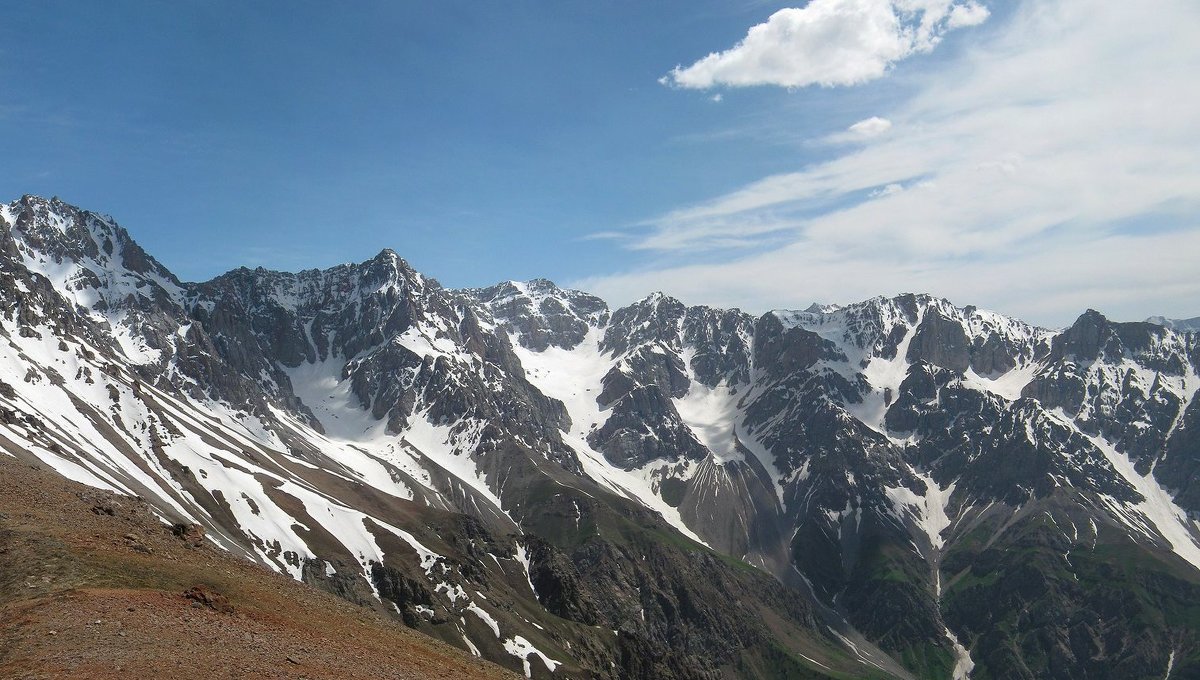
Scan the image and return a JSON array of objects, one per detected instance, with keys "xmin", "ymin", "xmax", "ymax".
[
  {"xmin": 463, "ymin": 278, "xmax": 608, "ymax": 351},
  {"xmin": 1052, "ymin": 308, "xmax": 1116, "ymax": 361},
  {"xmin": 373, "ymin": 247, "xmax": 399, "ymax": 262},
  {"xmin": 523, "ymin": 277, "xmax": 558, "ymax": 289},
  {"xmin": 803, "ymin": 302, "xmax": 842, "ymax": 314},
  {"xmin": 367, "ymin": 247, "xmax": 416, "ymax": 273},
  {"xmin": 1, "ymin": 194, "xmax": 182, "ymax": 313},
  {"xmin": 632, "ymin": 290, "xmax": 683, "ymax": 309}
]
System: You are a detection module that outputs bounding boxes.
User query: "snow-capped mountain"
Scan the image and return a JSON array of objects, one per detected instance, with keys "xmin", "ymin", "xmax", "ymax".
[{"xmin": 2, "ymin": 195, "xmax": 1199, "ymax": 679}]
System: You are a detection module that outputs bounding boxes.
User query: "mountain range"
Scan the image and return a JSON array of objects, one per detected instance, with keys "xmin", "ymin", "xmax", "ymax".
[{"xmin": 2, "ymin": 194, "xmax": 1198, "ymax": 679}]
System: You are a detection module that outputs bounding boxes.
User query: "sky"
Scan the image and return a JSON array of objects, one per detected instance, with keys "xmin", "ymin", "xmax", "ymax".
[{"xmin": 1, "ymin": 0, "xmax": 1197, "ymax": 327}]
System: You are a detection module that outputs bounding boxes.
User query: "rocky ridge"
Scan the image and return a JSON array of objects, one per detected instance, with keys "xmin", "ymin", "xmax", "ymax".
[{"xmin": 2, "ymin": 195, "xmax": 1199, "ymax": 679}]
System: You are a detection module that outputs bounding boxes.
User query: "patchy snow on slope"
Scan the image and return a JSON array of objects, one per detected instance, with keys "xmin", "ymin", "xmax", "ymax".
[
  {"xmin": 16, "ymin": 438, "xmax": 123, "ymax": 491},
  {"xmin": 403, "ymin": 409, "xmax": 508, "ymax": 517},
  {"xmin": 779, "ymin": 296, "xmax": 1054, "ymax": 437},
  {"xmin": 135, "ymin": 407, "xmax": 320, "ymax": 576},
  {"xmin": 1166, "ymin": 366, "xmax": 1200, "ymax": 439},
  {"xmin": 395, "ymin": 324, "xmax": 471, "ymax": 363},
  {"xmin": 109, "ymin": 318, "xmax": 164, "ymax": 365},
  {"xmin": 503, "ymin": 635, "xmax": 561, "ymax": 678},
  {"xmin": 288, "ymin": 328, "xmax": 504, "ymax": 519},
  {"xmin": 0, "ymin": 315, "xmax": 456, "ymax": 581},
  {"xmin": 0, "ymin": 326, "xmax": 197, "ymax": 519},
  {"xmin": 272, "ymin": 482, "xmax": 441, "ymax": 594},
  {"xmin": 512, "ymin": 327, "xmax": 709, "ymax": 545},
  {"xmin": 514, "ymin": 542, "xmax": 538, "ymax": 596},
  {"xmin": 961, "ymin": 364, "xmax": 1039, "ymax": 401},
  {"xmin": 285, "ymin": 356, "xmax": 382, "ymax": 440},
  {"xmin": 846, "ymin": 307, "xmax": 922, "ymax": 435},
  {"xmin": 283, "ymin": 357, "xmax": 494, "ymax": 509},
  {"xmin": 1087, "ymin": 433, "xmax": 1200, "ymax": 570},
  {"xmin": 268, "ymin": 404, "xmax": 426, "ymax": 501},
  {"xmin": 733, "ymin": 416, "xmax": 787, "ymax": 510},
  {"xmin": 466, "ymin": 602, "xmax": 501, "ymax": 638},
  {"xmin": 884, "ymin": 471, "xmax": 955, "ymax": 558},
  {"xmin": 461, "ymin": 633, "xmax": 482, "ymax": 657},
  {"xmin": 674, "ymin": 347, "xmax": 744, "ymax": 464},
  {"xmin": 946, "ymin": 626, "xmax": 975, "ymax": 680}
]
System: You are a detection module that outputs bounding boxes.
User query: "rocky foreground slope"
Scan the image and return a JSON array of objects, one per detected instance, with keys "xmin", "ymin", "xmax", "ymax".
[
  {"xmin": 0, "ymin": 455, "xmax": 515, "ymax": 679},
  {"xmin": 2, "ymin": 195, "xmax": 1199, "ymax": 679}
]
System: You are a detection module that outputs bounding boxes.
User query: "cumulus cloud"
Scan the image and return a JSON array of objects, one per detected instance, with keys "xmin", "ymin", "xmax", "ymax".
[
  {"xmin": 583, "ymin": 0, "xmax": 1200, "ymax": 326},
  {"xmin": 947, "ymin": 1, "xmax": 990, "ymax": 28},
  {"xmin": 662, "ymin": 0, "xmax": 990, "ymax": 90}
]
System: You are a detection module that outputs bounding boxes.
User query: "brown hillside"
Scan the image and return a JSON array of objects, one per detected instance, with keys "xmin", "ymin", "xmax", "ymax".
[{"xmin": 0, "ymin": 456, "xmax": 517, "ymax": 680}]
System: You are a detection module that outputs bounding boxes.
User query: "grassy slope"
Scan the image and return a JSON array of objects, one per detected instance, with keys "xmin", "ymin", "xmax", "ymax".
[{"xmin": 941, "ymin": 498, "xmax": 1200, "ymax": 680}]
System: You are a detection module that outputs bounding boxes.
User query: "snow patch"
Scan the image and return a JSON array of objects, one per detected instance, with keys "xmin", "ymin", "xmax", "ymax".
[
  {"xmin": 1088, "ymin": 433, "xmax": 1200, "ymax": 571},
  {"xmin": 503, "ymin": 635, "xmax": 560, "ymax": 677},
  {"xmin": 514, "ymin": 543, "xmax": 538, "ymax": 596},
  {"xmin": 466, "ymin": 602, "xmax": 501, "ymax": 638},
  {"xmin": 946, "ymin": 626, "xmax": 975, "ymax": 679},
  {"xmin": 884, "ymin": 472, "xmax": 955, "ymax": 558},
  {"xmin": 961, "ymin": 364, "xmax": 1039, "ymax": 401},
  {"xmin": 673, "ymin": 348, "xmax": 744, "ymax": 463}
]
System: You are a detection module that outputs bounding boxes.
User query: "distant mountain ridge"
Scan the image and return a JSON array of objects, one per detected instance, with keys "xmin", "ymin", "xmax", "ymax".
[
  {"xmin": 2, "ymin": 194, "xmax": 1199, "ymax": 679},
  {"xmin": 1147, "ymin": 315, "xmax": 1200, "ymax": 333}
]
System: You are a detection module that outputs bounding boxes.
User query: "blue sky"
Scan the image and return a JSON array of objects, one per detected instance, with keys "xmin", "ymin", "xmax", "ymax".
[{"xmin": 2, "ymin": 1, "xmax": 1197, "ymax": 325}]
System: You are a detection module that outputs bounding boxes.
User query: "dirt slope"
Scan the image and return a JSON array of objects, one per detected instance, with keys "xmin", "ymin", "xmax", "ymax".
[{"xmin": 0, "ymin": 456, "xmax": 517, "ymax": 680}]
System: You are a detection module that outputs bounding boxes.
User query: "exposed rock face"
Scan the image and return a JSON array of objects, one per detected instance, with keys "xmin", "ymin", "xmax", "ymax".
[
  {"xmin": 588, "ymin": 381, "xmax": 708, "ymax": 469},
  {"xmin": 906, "ymin": 309, "xmax": 970, "ymax": 373},
  {"xmin": 968, "ymin": 332, "xmax": 1017, "ymax": 375},
  {"xmin": 1158, "ymin": 398, "xmax": 1200, "ymax": 511},
  {"xmin": 1026, "ymin": 309, "xmax": 1198, "ymax": 477},
  {"xmin": 1054, "ymin": 308, "xmax": 1113, "ymax": 361},
  {"xmin": 601, "ymin": 292, "xmax": 688, "ymax": 357},
  {"xmin": 183, "ymin": 584, "xmax": 234, "ymax": 613},
  {"xmin": 682, "ymin": 307, "xmax": 754, "ymax": 387},
  {"xmin": 3, "ymin": 196, "xmax": 1200, "ymax": 680},
  {"xmin": 753, "ymin": 313, "xmax": 844, "ymax": 378},
  {"xmin": 172, "ymin": 522, "xmax": 206, "ymax": 547}
]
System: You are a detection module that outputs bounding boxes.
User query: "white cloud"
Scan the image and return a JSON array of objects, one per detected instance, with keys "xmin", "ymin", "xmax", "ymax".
[
  {"xmin": 573, "ymin": 228, "xmax": 1200, "ymax": 326},
  {"xmin": 584, "ymin": 0, "xmax": 1200, "ymax": 326},
  {"xmin": 580, "ymin": 231, "xmax": 629, "ymax": 242},
  {"xmin": 848, "ymin": 116, "xmax": 892, "ymax": 137},
  {"xmin": 663, "ymin": 0, "xmax": 990, "ymax": 90},
  {"xmin": 824, "ymin": 116, "xmax": 893, "ymax": 143},
  {"xmin": 947, "ymin": 1, "xmax": 990, "ymax": 28}
]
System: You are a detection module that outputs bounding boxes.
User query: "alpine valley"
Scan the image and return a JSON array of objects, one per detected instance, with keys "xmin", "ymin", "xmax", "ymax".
[{"xmin": 2, "ymin": 194, "xmax": 1199, "ymax": 680}]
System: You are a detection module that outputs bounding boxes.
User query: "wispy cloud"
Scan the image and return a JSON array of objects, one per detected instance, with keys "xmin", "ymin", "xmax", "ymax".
[
  {"xmin": 662, "ymin": 0, "xmax": 989, "ymax": 90},
  {"xmin": 579, "ymin": 230, "xmax": 631, "ymax": 242},
  {"xmin": 583, "ymin": 0, "xmax": 1200, "ymax": 325}
]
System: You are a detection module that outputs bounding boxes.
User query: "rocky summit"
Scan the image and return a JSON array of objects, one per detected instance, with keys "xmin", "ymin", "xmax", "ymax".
[{"xmin": 2, "ymin": 195, "xmax": 1199, "ymax": 679}]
